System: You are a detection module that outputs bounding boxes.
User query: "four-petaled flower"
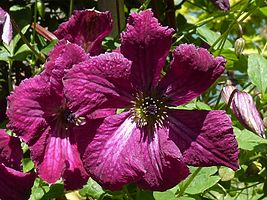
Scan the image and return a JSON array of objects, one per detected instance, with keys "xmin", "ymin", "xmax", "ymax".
[{"xmin": 64, "ymin": 10, "xmax": 239, "ymax": 191}]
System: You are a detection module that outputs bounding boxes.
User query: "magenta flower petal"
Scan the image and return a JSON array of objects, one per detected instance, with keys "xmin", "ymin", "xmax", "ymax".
[
  {"xmin": 7, "ymin": 75, "xmax": 57, "ymax": 144},
  {"xmin": 0, "ymin": 164, "xmax": 36, "ymax": 200},
  {"xmin": 64, "ymin": 52, "xmax": 133, "ymax": 118},
  {"xmin": 7, "ymin": 75, "xmax": 90, "ymax": 189},
  {"xmin": 211, "ymin": 0, "xmax": 230, "ymax": 11},
  {"xmin": 158, "ymin": 44, "xmax": 225, "ymax": 106},
  {"xmin": 168, "ymin": 109, "xmax": 239, "ymax": 170},
  {"xmin": 136, "ymin": 127, "xmax": 189, "ymax": 191},
  {"xmin": 0, "ymin": 7, "xmax": 12, "ymax": 44},
  {"xmin": 44, "ymin": 42, "xmax": 88, "ymax": 95},
  {"xmin": 54, "ymin": 10, "xmax": 112, "ymax": 55},
  {"xmin": 0, "ymin": 129, "xmax": 22, "ymax": 170},
  {"xmin": 121, "ymin": 10, "xmax": 174, "ymax": 91},
  {"xmin": 83, "ymin": 112, "xmax": 189, "ymax": 191},
  {"xmin": 32, "ymin": 126, "xmax": 90, "ymax": 189},
  {"xmin": 83, "ymin": 112, "xmax": 146, "ymax": 191}
]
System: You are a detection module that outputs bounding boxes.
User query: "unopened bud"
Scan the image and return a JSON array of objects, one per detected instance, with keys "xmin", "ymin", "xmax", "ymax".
[
  {"xmin": 222, "ymin": 86, "xmax": 265, "ymax": 138},
  {"xmin": 234, "ymin": 37, "xmax": 245, "ymax": 57}
]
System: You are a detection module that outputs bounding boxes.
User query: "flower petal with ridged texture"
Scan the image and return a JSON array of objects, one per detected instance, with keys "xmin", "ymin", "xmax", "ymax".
[
  {"xmin": 54, "ymin": 10, "xmax": 112, "ymax": 55},
  {"xmin": 168, "ymin": 109, "xmax": 239, "ymax": 170},
  {"xmin": 64, "ymin": 52, "xmax": 133, "ymax": 118},
  {"xmin": 32, "ymin": 125, "xmax": 90, "ymax": 190},
  {"xmin": 83, "ymin": 112, "xmax": 146, "ymax": 191},
  {"xmin": 43, "ymin": 42, "xmax": 88, "ymax": 96},
  {"xmin": 0, "ymin": 129, "xmax": 23, "ymax": 170},
  {"xmin": 137, "ymin": 127, "xmax": 189, "ymax": 191},
  {"xmin": 7, "ymin": 75, "xmax": 60, "ymax": 144},
  {"xmin": 120, "ymin": 10, "xmax": 174, "ymax": 91},
  {"xmin": 158, "ymin": 44, "xmax": 225, "ymax": 106},
  {"xmin": 0, "ymin": 164, "xmax": 36, "ymax": 200}
]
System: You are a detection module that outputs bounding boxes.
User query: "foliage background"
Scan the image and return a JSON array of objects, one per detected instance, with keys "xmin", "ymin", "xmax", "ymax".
[{"xmin": 1, "ymin": 0, "xmax": 267, "ymax": 199}]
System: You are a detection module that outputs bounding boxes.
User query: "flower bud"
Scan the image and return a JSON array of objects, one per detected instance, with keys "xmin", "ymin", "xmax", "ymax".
[
  {"xmin": 0, "ymin": 7, "xmax": 12, "ymax": 44},
  {"xmin": 222, "ymin": 86, "xmax": 265, "ymax": 138},
  {"xmin": 234, "ymin": 37, "xmax": 245, "ymax": 57}
]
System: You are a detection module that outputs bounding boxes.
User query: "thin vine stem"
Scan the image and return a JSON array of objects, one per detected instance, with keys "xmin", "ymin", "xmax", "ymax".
[
  {"xmin": 177, "ymin": 167, "xmax": 202, "ymax": 197},
  {"xmin": 11, "ymin": 18, "xmax": 46, "ymax": 62}
]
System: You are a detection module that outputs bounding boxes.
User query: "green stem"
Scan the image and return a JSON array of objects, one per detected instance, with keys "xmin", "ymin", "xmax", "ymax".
[
  {"xmin": 32, "ymin": 0, "xmax": 38, "ymax": 43},
  {"xmin": 177, "ymin": 167, "xmax": 202, "ymax": 197},
  {"xmin": 69, "ymin": 0, "xmax": 74, "ymax": 17},
  {"xmin": 11, "ymin": 18, "xmax": 46, "ymax": 62},
  {"xmin": 261, "ymin": 41, "xmax": 267, "ymax": 55},
  {"xmin": 209, "ymin": 2, "xmax": 257, "ymax": 52},
  {"xmin": 138, "ymin": 0, "xmax": 151, "ymax": 11},
  {"xmin": 7, "ymin": 60, "xmax": 13, "ymax": 93}
]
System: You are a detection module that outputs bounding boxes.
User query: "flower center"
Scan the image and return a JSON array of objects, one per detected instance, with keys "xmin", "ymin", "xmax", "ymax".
[
  {"xmin": 131, "ymin": 95, "xmax": 168, "ymax": 128},
  {"xmin": 56, "ymin": 107, "xmax": 85, "ymax": 128}
]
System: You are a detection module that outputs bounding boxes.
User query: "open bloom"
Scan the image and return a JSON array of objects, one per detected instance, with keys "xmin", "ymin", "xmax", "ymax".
[
  {"xmin": 0, "ymin": 129, "xmax": 36, "ymax": 200},
  {"xmin": 64, "ymin": 10, "xmax": 239, "ymax": 191},
  {"xmin": 7, "ymin": 10, "xmax": 113, "ymax": 189},
  {"xmin": 222, "ymin": 85, "xmax": 265, "ymax": 138},
  {"xmin": 0, "ymin": 7, "xmax": 12, "ymax": 44}
]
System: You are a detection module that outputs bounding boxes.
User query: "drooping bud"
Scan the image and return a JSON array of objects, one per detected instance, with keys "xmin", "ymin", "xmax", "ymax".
[
  {"xmin": 234, "ymin": 37, "xmax": 245, "ymax": 57},
  {"xmin": 0, "ymin": 7, "xmax": 12, "ymax": 44},
  {"xmin": 222, "ymin": 85, "xmax": 266, "ymax": 138}
]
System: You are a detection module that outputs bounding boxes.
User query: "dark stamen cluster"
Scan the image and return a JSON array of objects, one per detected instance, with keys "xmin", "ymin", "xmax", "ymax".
[
  {"xmin": 131, "ymin": 95, "xmax": 168, "ymax": 128},
  {"xmin": 56, "ymin": 108, "xmax": 86, "ymax": 128}
]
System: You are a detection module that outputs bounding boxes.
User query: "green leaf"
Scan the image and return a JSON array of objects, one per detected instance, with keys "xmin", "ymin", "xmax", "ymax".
[
  {"xmin": 79, "ymin": 178, "xmax": 105, "ymax": 199},
  {"xmin": 22, "ymin": 158, "xmax": 34, "ymax": 173},
  {"xmin": 182, "ymin": 167, "xmax": 220, "ymax": 195},
  {"xmin": 218, "ymin": 166, "xmax": 235, "ymax": 181},
  {"xmin": 234, "ymin": 127, "xmax": 267, "ymax": 151},
  {"xmin": 0, "ymin": 46, "xmax": 10, "ymax": 61},
  {"xmin": 247, "ymin": 54, "xmax": 267, "ymax": 93},
  {"xmin": 153, "ymin": 190, "xmax": 177, "ymax": 200},
  {"xmin": 196, "ymin": 27, "xmax": 232, "ymax": 49},
  {"xmin": 13, "ymin": 44, "xmax": 32, "ymax": 61},
  {"xmin": 41, "ymin": 39, "xmax": 58, "ymax": 55}
]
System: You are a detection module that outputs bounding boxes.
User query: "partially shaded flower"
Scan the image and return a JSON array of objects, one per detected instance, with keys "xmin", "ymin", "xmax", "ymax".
[
  {"xmin": 0, "ymin": 7, "xmax": 12, "ymax": 44},
  {"xmin": 222, "ymin": 85, "xmax": 265, "ymax": 138},
  {"xmin": 54, "ymin": 9, "xmax": 112, "ymax": 55},
  {"xmin": 0, "ymin": 129, "xmax": 36, "ymax": 200},
  {"xmin": 211, "ymin": 0, "xmax": 230, "ymax": 11},
  {"xmin": 7, "ymin": 43, "xmax": 97, "ymax": 190},
  {"xmin": 64, "ymin": 10, "xmax": 239, "ymax": 191}
]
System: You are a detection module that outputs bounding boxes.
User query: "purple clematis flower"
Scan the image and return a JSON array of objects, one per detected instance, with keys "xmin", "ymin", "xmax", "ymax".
[
  {"xmin": 7, "ymin": 43, "xmax": 102, "ymax": 190},
  {"xmin": 0, "ymin": 129, "xmax": 36, "ymax": 200},
  {"xmin": 54, "ymin": 9, "xmax": 112, "ymax": 55},
  {"xmin": 7, "ymin": 9, "xmax": 114, "ymax": 190},
  {"xmin": 0, "ymin": 7, "xmax": 12, "ymax": 44},
  {"xmin": 63, "ymin": 10, "xmax": 239, "ymax": 191}
]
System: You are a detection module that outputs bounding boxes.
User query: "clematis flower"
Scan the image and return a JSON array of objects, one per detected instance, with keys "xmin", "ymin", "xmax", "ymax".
[
  {"xmin": 211, "ymin": 0, "xmax": 230, "ymax": 11},
  {"xmin": 222, "ymin": 85, "xmax": 265, "ymax": 138},
  {"xmin": 7, "ymin": 9, "xmax": 114, "ymax": 189},
  {"xmin": 0, "ymin": 129, "xmax": 36, "ymax": 200},
  {"xmin": 7, "ymin": 43, "xmax": 96, "ymax": 190},
  {"xmin": 0, "ymin": 7, "xmax": 12, "ymax": 44},
  {"xmin": 64, "ymin": 10, "xmax": 239, "ymax": 191},
  {"xmin": 54, "ymin": 9, "xmax": 112, "ymax": 55}
]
